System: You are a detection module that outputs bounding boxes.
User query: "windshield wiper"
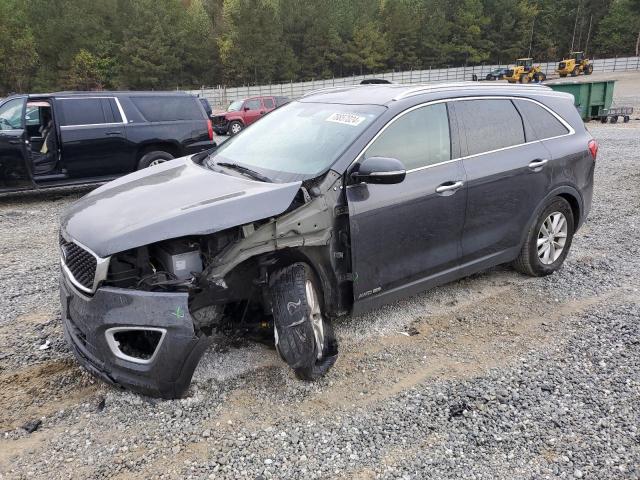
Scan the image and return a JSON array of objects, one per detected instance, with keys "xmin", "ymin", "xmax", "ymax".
[{"xmin": 215, "ymin": 162, "xmax": 271, "ymax": 182}]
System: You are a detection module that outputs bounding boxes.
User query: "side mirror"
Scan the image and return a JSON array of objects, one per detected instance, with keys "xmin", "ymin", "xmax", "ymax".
[
  {"xmin": 243, "ymin": 106, "xmax": 250, "ymax": 112},
  {"xmin": 351, "ymin": 156, "xmax": 406, "ymax": 185}
]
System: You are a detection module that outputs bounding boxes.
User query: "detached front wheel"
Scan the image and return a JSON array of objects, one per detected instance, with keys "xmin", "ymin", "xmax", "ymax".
[{"xmin": 270, "ymin": 263, "xmax": 338, "ymax": 380}]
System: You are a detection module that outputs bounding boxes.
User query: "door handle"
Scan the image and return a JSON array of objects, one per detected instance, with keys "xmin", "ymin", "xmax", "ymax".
[
  {"xmin": 528, "ymin": 158, "xmax": 549, "ymax": 171},
  {"xmin": 259, "ymin": 111, "xmax": 265, "ymax": 115},
  {"xmin": 105, "ymin": 131, "xmax": 122, "ymax": 136},
  {"xmin": 435, "ymin": 180, "xmax": 464, "ymax": 194},
  {"xmin": 8, "ymin": 139, "xmax": 21, "ymax": 144}
]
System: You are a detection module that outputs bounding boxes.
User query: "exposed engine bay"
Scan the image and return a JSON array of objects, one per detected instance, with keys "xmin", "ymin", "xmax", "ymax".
[{"xmin": 72, "ymin": 171, "xmax": 352, "ymax": 392}]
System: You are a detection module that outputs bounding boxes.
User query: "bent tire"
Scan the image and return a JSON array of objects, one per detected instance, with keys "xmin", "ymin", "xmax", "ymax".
[
  {"xmin": 270, "ymin": 262, "xmax": 338, "ymax": 381},
  {"xmin": 137, "ymin": 151, "xmax": 174, "ymax": 170},
  {"xmin": 513, "ymin": 197, "xmax": 575, "ymax": 277}
]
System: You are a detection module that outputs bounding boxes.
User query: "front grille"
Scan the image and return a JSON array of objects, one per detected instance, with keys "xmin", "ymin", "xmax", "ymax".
[
  {"xmin": 212, "ymin": 116, "xmax": 228, "ymax": 126},
  {"xmin": 60, "ymin": 235, "xmax": 97, "ymax": 290}
]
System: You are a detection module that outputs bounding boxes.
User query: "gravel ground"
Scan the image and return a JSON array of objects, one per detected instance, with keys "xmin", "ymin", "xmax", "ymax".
[{"xmin": 1, "ymin": 84, "xmax": 639, "ymax": 479}]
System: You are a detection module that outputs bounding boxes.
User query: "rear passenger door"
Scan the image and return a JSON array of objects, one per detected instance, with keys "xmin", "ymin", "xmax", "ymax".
[
  {"xmin": 262, "ymin": 97, "xmax": 276, "ymax": 113},
  {"xmin": 348, "ymin": 102, "xmax": 467, "ymax": 310},
  {"xmin": 57, "ymin": 97, "xmax": 132, "ymax": 178},
  {"xmin": 453, "ymin": 98, "xmax": 552, "ymax": 265}
]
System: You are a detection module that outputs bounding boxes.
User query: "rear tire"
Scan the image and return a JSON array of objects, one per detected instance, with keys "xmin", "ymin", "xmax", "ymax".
[
  {"xmin": 585, "ymin": 64, "xmax": 593, "ymax": 75},
  {"xmin": 137, "ymin": 151, "xmax": 174, "ymax": 170},
  {"xmin": 270, "ymin": 263, "xmax": 338, "ymax": 381},
  {"xmin": 513, "ymin": 197, "xmax": 575, "ymax": 277},
  {"xmin": 623, "ymin": 115, "xmax": 630, "ymax": 123},
  {"xmin": 610, "ymin": 116, "xmax": 618, "ymax": 124}
]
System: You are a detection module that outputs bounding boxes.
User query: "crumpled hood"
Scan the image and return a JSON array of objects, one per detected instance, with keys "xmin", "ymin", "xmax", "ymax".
[{"xmin": 61, "ymin": 157, "xmax": 301, "ymax": 257}]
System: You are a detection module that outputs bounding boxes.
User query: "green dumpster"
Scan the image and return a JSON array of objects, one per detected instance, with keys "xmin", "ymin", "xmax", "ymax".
[{"xmin": 547, "ymin": 80, "xmax": 615, "ymax": 121}]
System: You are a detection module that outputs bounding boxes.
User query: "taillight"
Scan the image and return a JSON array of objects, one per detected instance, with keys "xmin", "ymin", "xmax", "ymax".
[
  {"xmin": 207, "ymin": 119, "xmax": 214, "ymax": 141},
  {"xmin": 588, "ymin": 139, "xmax": 598, "ymax": 160}
]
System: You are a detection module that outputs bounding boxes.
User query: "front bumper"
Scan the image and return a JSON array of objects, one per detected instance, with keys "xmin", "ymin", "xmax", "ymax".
[
  {"xmin": 212, "ymin": 116, "xmax": 229, "ymax": 135},
  {"xmin": 60, "ymin": 273, "xmax": 210, "ymax": 399}
]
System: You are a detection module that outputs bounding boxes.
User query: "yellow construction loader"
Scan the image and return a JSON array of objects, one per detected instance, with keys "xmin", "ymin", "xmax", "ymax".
[
  {"xmin": 503, "ymin": 58, "xmax": 547, "ymax": 83},
  {"xmin": 557, "ymin": 51, "xmax": 593, "ymax": 77}
]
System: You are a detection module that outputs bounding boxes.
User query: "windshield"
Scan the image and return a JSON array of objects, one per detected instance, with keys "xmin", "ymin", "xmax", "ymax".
[
  {"xmin": 205, "ymin": 101, "xmax": 384, "ymax": 182},
  {"xmin": 227, "ymin": 101, "xmax": 243, "ymax": 112}
]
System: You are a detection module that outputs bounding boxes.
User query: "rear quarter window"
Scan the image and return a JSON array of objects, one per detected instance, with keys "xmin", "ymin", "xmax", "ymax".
[
  {"xmin": 455, "ymin": 99, "xmax": 525, "ymax": 156},
  {"xmin": 514, "ymin": 99, "xmax": 570, "ymax": 140},
  {"xmin": 130, "ymin": 96, "xmax": 203, "ymax": 122}
]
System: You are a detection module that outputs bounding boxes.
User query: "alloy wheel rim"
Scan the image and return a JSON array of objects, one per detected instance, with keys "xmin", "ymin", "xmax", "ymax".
[
  {"xmin": 537, "ymin": 211, "xmax": 568, "ymax": 265},
  {"xmin": 231, "ymin": 124, "xmax": 241, "ymax": 134},
  {"xmin": 305, "ymin": 280, "xmax": 324, "ymax": 359}
]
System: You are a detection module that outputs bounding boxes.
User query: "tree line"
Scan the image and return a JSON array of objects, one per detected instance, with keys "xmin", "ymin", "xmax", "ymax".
[{"xmin": 1, "ymin": 0, "xmax": 639, "ymax": 95}]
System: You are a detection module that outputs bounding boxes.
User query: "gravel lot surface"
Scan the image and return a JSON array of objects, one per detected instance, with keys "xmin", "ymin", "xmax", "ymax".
[{"xmin": 1, "ymin": 75, "xmax": 639, "ymax": 479}]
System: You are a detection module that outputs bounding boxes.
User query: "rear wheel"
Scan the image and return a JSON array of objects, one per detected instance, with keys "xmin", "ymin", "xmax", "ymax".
[
  {"xmin": 623, "ymin": 115, "xmax": 630, "ymax": 123},
  {"xmin": 270, "ymin": 263, "xmax": 338, "ymax": 381},
  {"xmin": 610, "ymin": 116, "xmax": 618, "ymax": 124},
  {"xmin": 513, "ymin": 197, "xmax": 574, "ymax": 277},
  {"xmin": 137, "ymin": 151, "xmax": 174, "ymax": 170},
  {"xmin": 585, "ymin": 64, "xmax": 593, "ymax": 75}
]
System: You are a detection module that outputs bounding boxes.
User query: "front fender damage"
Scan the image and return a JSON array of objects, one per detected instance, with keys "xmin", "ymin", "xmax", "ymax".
[{"xmin": 205, "ymin": 171, "xmax": 342, "ymax": 282}]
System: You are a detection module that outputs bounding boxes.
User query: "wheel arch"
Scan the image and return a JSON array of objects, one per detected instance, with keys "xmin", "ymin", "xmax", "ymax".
[
  {"xmin": 519, "ymin": 186, "xmax": 584, "ymax": 250},
  {"xmin": 136, "ymin": 141, "xmax": 181, "ymax": 162}
]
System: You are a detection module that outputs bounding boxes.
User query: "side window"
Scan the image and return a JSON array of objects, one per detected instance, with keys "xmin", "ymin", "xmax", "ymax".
[
  {"xmin": 514, "ymin": 99, "xmax": 569, "ymax": 140},
  {"xmin": 263, "ymin": 98, "xmax": 275, "ymax": 109},
  {"xmin": 244, "ymin": 99, "xmax": 261, "ymax": 111},
  {"xmin": 130, "ymin": 96, "xmax": 202, "ymax": 122},
  {"xmin": 59, "ymin": 98, "xmax": 107, "ymax": 126},
  {"xmin": 25, "ymin": 106, "xmax": 41, "ymax": 126},
  {"xmin": 455, "ymin": 99, "xmax": 525, "ymax": 156},
  {"xmin": 0, "ymin": 98, "xmax": 25, "ymax": 130},
  {"xmin": 364, "ymin": 103, "xmax": 450, "ymax": 170}
]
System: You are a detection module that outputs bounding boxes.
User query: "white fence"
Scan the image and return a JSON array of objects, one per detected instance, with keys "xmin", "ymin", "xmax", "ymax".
[{"xmin": 188, "ymin": 56, "xmax": 640, "ymax": 109}]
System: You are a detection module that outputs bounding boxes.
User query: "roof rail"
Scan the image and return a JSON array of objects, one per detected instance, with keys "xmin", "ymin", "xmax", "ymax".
[
  {"xmin": 301, "ymin": 85, "xmax": 363, "ymax": 98},
  {"xmin": 392, "ymin": 82, "xmax": 550, "ymax": 101}
]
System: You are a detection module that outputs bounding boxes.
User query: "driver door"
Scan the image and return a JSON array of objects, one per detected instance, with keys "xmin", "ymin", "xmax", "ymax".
[
  {"xmin": 0, "ymin": 97, "xmax": 31, "ymax": 190},
  {"xmin": 243, "ymin": 98, "xmax": 264, "ymax": 126},
  {"xmin": 346, "ymin": 102, "xmax": 467, "ymax": 313}
]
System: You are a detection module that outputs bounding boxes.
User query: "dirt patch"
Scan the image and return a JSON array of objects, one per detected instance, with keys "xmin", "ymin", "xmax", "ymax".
[{"xmin": 0, "ymin": 359, "xmax": 98, "ymax": 430}]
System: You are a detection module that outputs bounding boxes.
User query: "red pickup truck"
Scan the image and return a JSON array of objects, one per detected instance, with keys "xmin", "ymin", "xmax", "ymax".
[{"xmin": 212, "ymin": 95, "xmax": 290, "ymax": 136}]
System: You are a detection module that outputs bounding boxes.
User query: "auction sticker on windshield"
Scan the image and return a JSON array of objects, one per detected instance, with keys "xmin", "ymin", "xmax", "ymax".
[{"xmin": 326, "ymin": 112, "xmax": 366, "ymax": 126}]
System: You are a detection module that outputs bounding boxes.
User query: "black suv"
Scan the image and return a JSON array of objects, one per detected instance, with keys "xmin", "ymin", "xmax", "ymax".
[
  {"xmin": 59, "ymin": 83, "xmax": 596, "ymax": 398},
  {"xmin": 0, "ymin": 92, "xmax": 215, "ymax": 192}
]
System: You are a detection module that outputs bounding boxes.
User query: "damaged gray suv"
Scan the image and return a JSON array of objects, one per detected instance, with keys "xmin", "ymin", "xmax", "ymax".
[{"xmin": 59, "ymin": 83, "xmax": 596, "ymax": 398}]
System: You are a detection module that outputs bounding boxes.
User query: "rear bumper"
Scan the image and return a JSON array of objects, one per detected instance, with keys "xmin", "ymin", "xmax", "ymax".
[
  {"xmin": 60, "ymin": 273, "xmax": 210, "ymax": 399},
  {"xmin": 185, "ymin": 140, "xmax": 216, "ymax": 155}
]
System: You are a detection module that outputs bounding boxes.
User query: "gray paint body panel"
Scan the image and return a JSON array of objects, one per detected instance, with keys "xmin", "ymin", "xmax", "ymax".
[{"xmin": 60, "ymin": 156, "xmax": 301, "ymax": 257}]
